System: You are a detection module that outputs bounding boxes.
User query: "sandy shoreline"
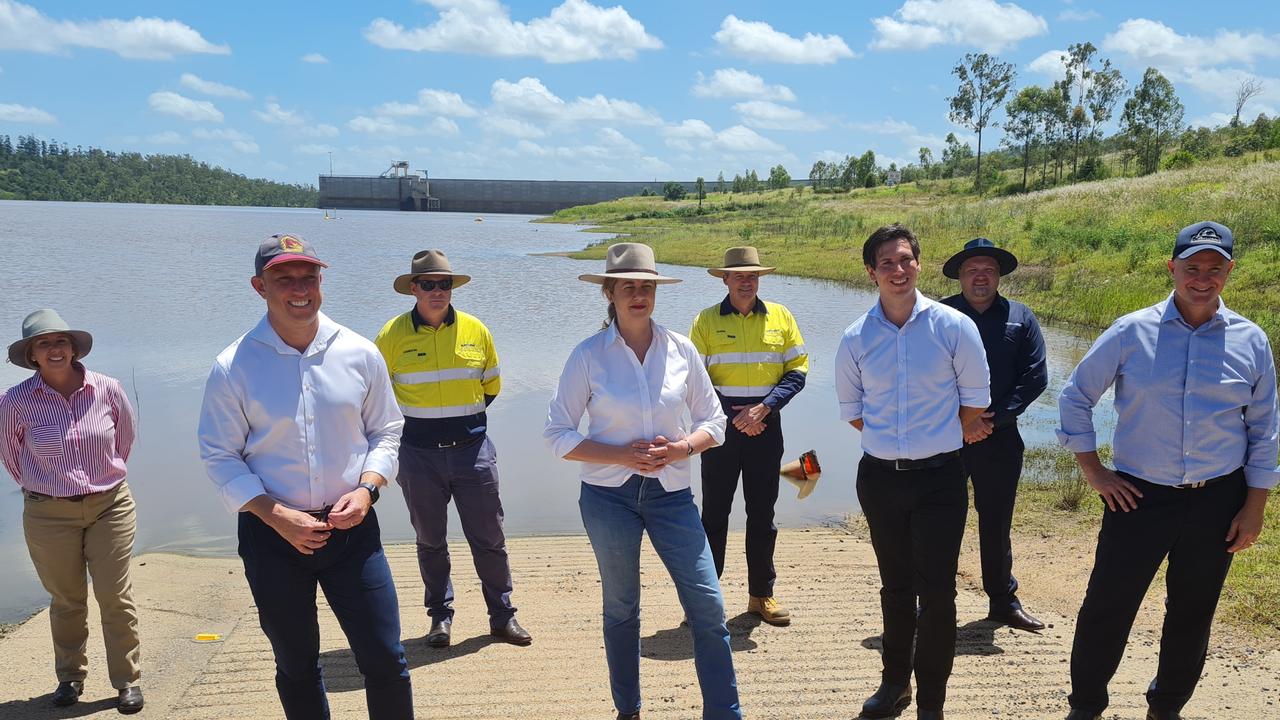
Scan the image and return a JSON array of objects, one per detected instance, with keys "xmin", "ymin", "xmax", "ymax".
[{"xmin": 0, "ymin": 527, "xmax": 1275, "ymax": 719}]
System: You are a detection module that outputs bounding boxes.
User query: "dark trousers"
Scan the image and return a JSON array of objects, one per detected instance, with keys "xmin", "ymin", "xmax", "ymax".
[
  {"xmin": 856, "ymin": 455, "xmax": 968, "ymax": 712},
  {"xmin": 700, "ymin": 414, "xmax": 785, "ymax": 598},
  {"xmin": 398, "ymin": 436, "xmax": 516, "ymax": 625},
  {"xmin": 237, "ymin": 509, "xmax": 412, "ymax": 720},
  {"xmin": 959, "ymin": 424, "xmax": 1024, "ymax": 612},
  {"xmin": 1069, "ymin": 469, "xmax": 1246, "ymax": 715}
]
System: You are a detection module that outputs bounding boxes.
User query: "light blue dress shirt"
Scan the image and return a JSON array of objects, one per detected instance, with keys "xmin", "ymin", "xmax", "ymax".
[
  {"xmin": 198, "ymin": 313, "xmax": 405, "ymax": 513},
  {"xmin": 835, "ymin": 291, "xmax": 991, "ymax": 460},
  {"xmin": 1057, "ymin": 294, "xmax": 1279, "ymax": 489}
]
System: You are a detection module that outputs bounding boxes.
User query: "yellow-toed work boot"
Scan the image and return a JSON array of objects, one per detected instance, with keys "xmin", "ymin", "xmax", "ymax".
[{"xmin": 747, "ymin": 595, "xmax": 791, "ymax": 626}]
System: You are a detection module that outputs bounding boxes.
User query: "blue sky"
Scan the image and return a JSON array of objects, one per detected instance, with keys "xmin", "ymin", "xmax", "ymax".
[{"xmin": 1, "ymin": 0, "xmax": 1277, "ymax": 185}]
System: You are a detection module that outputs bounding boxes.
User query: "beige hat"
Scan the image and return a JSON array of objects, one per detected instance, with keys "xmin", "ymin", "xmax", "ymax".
[
  {"xmin": 393, "ymin": 250, "xmax": 473, "ymax": 295},
  {"xmin": 708, "ymin": 246, "xmax": 776, "ymax": 277},
  {"xmin": 578, "ymin": 242, "xmax": 680, "ymax": 285},
  {"xmin": 8, "ymin": 309, "xmax": 93, "ymax": 370}
]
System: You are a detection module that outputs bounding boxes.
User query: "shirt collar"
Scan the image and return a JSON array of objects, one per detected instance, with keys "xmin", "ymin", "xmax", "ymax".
[
  {"xmin": 869, "ymin": 289, "xmax": 927, "ymax": 327},
  {"xmin": 32, "ymin": 362, "xmax": 94, "ymax": 394},
  {"xmin": 411, "ymin": 304, "xmax": 457, "ymax": 331},
  {"xmin": 603, "ymin": 318, "xmax": 662, "ymax": 347},
  {"xmin": 248, "ymin": 311, "xmax": 341, "ymax": 357},
  {"xmin": 718, "ymin": 295, "xmax": 768, "ymax": 316},
  {"xmin": 951, "ymin": 292, "xmax": 1007, "ymax": 315},
  {"xmin": 1158, "ymin": 292, "xmax": 1227, "ymax": 327}
]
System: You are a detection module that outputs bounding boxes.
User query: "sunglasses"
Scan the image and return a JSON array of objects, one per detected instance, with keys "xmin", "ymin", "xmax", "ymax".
[{"xmin": 414, "ymin": 278, "xmax": 454, "ymax": 292}]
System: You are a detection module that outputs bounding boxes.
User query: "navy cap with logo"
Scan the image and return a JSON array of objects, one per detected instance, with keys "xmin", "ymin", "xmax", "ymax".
[
  {"xmin": 255, "ymin": 233, "xmax": 329, "ymax": 275},
  {"xmin": 1173, "ymin": 221, "xmax": 1233, "ymax": 261}
]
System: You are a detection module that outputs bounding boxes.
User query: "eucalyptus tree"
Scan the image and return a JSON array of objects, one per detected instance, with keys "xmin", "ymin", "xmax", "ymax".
[
  {"xmin": 948, "ymin": 52, "xmax": 1016, "ymax": 192},
  {"xmin": 1121, "ymin": 68, "xmax": 1185, "ymax": 174},
  {"xmin": 1004, "ymin": 85, "xmax": 1047, "ymax": 191}
]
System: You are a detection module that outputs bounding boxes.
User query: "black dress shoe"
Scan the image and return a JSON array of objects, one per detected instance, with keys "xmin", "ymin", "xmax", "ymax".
[
  {"xmin": 1146, "ymin": 709, "xmax": 1181, "ymax": 720},
  {"xmin": 490, "ymin": 617, "xmax": 532, "ymax": 646},
  {"xmin": 917, "ymin": 710, "xmax": 943, "ymax": 720},
  {"xmin": 987, "ymin": 606, "xmax": 1046, "ymax": 632},
  {"xmin": 51, "ymin": 680, "xmax": 83, "ymax": 707},
  {"xmin": 117, "ymin": 686, "xmax": 144, "ymax": 715},
  {"xmin": 426, "ymin": 619, "xmax": 452, "ymax": 647},
  {"xmin": 616, "ymin": 713, "xmax": 640, "ymax": 720},
  {"xmin": 861, "ymin": 682, "xmax": 911, "ymax": 718},
  {"xmin": 1065, "ymin": 710, "xmax": 1101, "ymax": 720}
]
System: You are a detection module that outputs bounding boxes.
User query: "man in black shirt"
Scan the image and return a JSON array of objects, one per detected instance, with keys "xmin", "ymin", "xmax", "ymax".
[{"xmin": 941, "ymin": 238, "xmax": 1049, "ymax": 631}]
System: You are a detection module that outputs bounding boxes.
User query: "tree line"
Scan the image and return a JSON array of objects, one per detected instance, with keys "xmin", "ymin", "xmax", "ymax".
[{"xmin": 0, "ymin": 135, "xmax": 318, "ymax": 207}]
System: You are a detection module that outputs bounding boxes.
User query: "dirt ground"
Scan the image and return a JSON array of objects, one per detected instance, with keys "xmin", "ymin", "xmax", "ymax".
[{"xmin": 0, "ymin": 527, "xmax": 1275, "ymax": 719}]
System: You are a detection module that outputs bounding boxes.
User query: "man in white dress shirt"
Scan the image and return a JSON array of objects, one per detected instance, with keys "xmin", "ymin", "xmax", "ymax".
[{"xmin": 197, "ymin": 234, "xmax": 413, "ymax": 720}]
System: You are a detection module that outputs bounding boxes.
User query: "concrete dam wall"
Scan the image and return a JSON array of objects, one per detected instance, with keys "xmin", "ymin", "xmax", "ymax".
[{"xmin": 318, "ymin": 175, "xmax": 694, "ymax": 214}]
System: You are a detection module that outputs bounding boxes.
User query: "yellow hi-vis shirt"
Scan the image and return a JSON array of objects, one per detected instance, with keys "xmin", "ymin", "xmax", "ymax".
[
  {"xmin": 689, "ymin": 297, "xmax": 808, "ymax": 400},
  {"xmin": 374, "ymin": 307, "xmax": 500, "ymax": 420}
]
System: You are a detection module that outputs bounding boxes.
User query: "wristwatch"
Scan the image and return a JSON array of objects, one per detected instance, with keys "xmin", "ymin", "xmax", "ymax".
[{"xmin": 358, "ymin": 482, "xmax": 381, "ymax": 504}]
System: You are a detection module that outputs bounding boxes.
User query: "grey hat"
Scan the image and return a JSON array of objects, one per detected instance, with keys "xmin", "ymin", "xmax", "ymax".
[
  {"xmin": 394, "ymin": 250, "xmax": 473, "ymax": 295},
  {"xmin": 578, "ymin": 243, "xmax": 680, "ymax": 285},
  {"xmin": 7, "ymin": 309, "xmax": 93, "ymax": 369},
  {"xmin": 708, "ymin": 247, "xmax": 776, "ymax": 277}
]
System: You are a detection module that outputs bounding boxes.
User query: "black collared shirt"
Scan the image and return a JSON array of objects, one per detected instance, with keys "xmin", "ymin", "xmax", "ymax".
[{"xmin": 940, "ymin": 293, "xmax": 1048, "ymax": 429}]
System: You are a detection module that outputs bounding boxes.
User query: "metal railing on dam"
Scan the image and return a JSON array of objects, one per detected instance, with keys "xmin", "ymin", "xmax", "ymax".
[{"xmin": 318, "ymin": 175, "xmax": 696, "ymax": 214}]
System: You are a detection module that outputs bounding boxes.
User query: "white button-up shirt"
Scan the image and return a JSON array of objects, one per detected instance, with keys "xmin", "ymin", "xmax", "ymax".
[
  {"xmin": 545, "ymin": 320, "xmax": 727, "ymax": 491},
  {"xmin": 836, "ymin": 290, "xmax": 991, "ymax": 460},
  {"xmin": 198, "ymin": 312, "xmax": 404, "ymax": 513}
]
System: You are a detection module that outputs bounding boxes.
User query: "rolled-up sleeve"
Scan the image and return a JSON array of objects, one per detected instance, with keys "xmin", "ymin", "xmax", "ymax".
[
  {"xmin": 1243, "ymin": 338, "xmax": 1280, "ymax": 489},
  {"xmin": 1057, "ymin": 324, "xmax": 1123, "ymax": 453},
  {"xmin": 197, "ymin": 362, "xmax": 267, "ymax": 514},
  {"xmin": 954, "ymin": 316, "xmax": 991, "ymax": 409},
  {"xmin": 0, "ymin": 392, "xmax": 20, "ymax": 484},
  {"xmin": 684, "ymin": 342, "xmax": 727, "ymax": 447},
  {"xmin": 361, "ymin": 350, "xmax": 404, "ymax": 482},
  {"xmin": 835, "ymin": 333, "xmax": 863, "ymax": 422},
  {"xmin": 545, "ymin": 346, "xmax": 590, "ymax": 459}
]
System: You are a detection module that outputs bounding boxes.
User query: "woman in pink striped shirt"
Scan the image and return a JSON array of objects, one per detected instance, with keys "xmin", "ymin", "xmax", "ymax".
[{"xmin": 1, "ymin": 309, "xmax": 144, "ymax": 714}]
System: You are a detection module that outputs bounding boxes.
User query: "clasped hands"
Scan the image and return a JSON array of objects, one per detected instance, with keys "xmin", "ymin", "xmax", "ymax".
[
  {"xmin": 624, "ymin": 435, "xmax": 690, "ymax": 474},
  {"xmin": 962, "ymin": 411, "xmax": 995, "ymax": 444},
  {"xmin": 730, "ymin": 403, "xmax": 770, "ymax": 437},
  {"xmin": 259, "ymin": 475, "xmax": 381, "ymax": 555}
]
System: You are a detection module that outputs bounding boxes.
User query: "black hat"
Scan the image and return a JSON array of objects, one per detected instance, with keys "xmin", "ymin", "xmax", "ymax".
[
  {"xmin": 255, "ymin": 233, "xmax": 329, "ymax": 275},
  {"xmin": 1173, "ymin": 221, "xmax": 1233, "ymax": 261},
  {"xmin": 943, "ymin": 238, "xmax": 1018, "ymax": 279}
]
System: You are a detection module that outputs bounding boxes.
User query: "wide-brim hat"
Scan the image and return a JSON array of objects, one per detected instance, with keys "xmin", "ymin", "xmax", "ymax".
[
  {"xmin": 394, "ymin": 249, "xmax": 473, "ymax": 295},
  {"xmin": 578, "ymin": 242, "xmax": 680, "ymax": 285},
  {"xmin": 708, "ymin": 246, "xmax": 776, "ymax": 277},
  {"xmin": 7, "ymin": 309, "xmax": 93, "ymax": 370},
  {"xmin": 943, "ymin": 237, "xmax": 1018, "ymax": 279}
]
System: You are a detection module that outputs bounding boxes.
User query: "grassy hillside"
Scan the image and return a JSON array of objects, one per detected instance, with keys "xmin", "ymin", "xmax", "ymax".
[{"xmin": 544, "ymin": 157, "xmax": 1280, "ymax": 347}]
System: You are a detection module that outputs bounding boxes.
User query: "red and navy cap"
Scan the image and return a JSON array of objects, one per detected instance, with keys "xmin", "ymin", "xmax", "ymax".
[
  {"xmin": 1173, "ymin": 221, "xmax": 1233, "ymax": 261},
  {"xmin": 255, "ymin": 234, "xmax": 329, "ymax": 275}
]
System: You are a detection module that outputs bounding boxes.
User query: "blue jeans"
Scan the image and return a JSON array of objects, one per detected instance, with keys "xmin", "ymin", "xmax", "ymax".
[
  {"xmin": 238, "ymin": 508, "xmax": 413, "ymax": 720},
  {"xmin": 580, "ymin": 476, "xmax": 742, "ymax": 720}
]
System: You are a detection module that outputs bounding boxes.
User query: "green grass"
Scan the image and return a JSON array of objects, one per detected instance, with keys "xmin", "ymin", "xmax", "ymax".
[{"xmin": 543, "ymin": 158, "xmax": 1280, "ymax": 354}]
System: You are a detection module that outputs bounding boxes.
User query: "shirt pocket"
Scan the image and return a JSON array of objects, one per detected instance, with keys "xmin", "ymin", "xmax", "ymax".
[
  {"xmin": 1002, "ymin": 322, "xmax": 1023, "ymax": 346},
  {"xmin": 455, "ymin": 343, "xmax": 486, "ymax": 368},
  {"xmin": 28, "ymin": 424, "xmax": 66, "ymax": 458}
]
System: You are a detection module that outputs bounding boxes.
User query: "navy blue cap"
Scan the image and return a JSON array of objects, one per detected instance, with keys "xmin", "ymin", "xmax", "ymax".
[
  {"xmin": 255, "ymin": 233, "xmax": 329, "ymax": 275},
  {"xmin": 943, "ymin": 237, "xmax": 1018, "ymax": 279},
  {"xmin": 1173, "ymin": 221, "xmax": 1233, "ymax": 261}
]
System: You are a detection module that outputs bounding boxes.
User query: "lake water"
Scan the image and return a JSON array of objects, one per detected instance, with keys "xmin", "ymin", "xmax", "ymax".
[{"xmin": 0, "ymin": 201, "xmax": 1111, "ymax": 622}]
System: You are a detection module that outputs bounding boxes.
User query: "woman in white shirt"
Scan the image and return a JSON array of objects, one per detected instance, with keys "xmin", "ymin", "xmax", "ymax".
[{"xmin": 545, "ymin": 243, "xmax": 740, "ymax": 720}]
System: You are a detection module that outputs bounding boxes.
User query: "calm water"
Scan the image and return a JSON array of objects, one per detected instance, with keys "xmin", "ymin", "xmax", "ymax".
[{"xmin": 0, "ymin": 201, "xmax": 1111, "ymax": 622}]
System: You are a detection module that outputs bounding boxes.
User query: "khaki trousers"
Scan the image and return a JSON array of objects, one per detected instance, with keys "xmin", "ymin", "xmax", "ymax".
[{"xmin": 22, "ymin": 481, "xmax": 141, "ymax": 688}]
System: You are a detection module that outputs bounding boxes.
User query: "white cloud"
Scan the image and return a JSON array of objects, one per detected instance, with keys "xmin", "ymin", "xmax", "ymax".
[
  {"xmin": 1027, "ymin": 49, "xmax": 1069, "ymax": 77},
  {"xmin": 870, "ymin": 0, "xmax": 1048, "ymax": 52},
  {"xmin": 147, "ymin": 130, "xmax": 184, "ymax": 144},
  {"xmin": 295, "ymin": 143, "xmax": 335, "ymax": 155},
  {"xmin": 732, "ymin": 100, "xmax": 824, "ymax": 131},
  {"xmin": 375, "ymin": 101, "xmax": 425, "ymax": 117},
  {"xmin": 480, "ymin": 115, "xmax": 547, "ymax": 139},
  {"xmin": 660, "ymin": 119, "xmax": 714, "ymax": 151},
  {"xmin": 148, "ymin": 91, "xmax": 223, "ymax": 122},
  {"xmin": 595, "ymin": 127, "xmax": 641, "ymax": 154},
  {"xmin": 429, "ymin": 117, "xmax": 460, "ymax": 136},
  {"xmin": 418, "ymin": 89, "xmax": 479, "ymax": 117},
  {"xmin": 849, "ymin": 118, "xmax": 919, "ymax": 135},
  {"xmin": 192, "ymin": 127, "xmax": 258, "ymax": 153},
  {"xmin": 489, "ymin": 77, "xmax": 661, "ymax": 125},
  {"xmin": 301, "ymin": 124, "xmax": 339, "ymax": 138},
  {"xmin": 712, "ymin": 125, "xmax": 785, "ymax": 153},
  {"xmin": 660, "ymin": 118, "xmax": 783, "ymax": 155},
  {"xmin": 692, "ymin": 68, "xmax": 796, "ymax": 102},
  {"xmin": 300, "ymin": 52, "xmax": 328, "ymax": 64},
  {"xmin": 0, "ymin": 0, "xmax": 228, "ymax": 59},
  {"xmin": 1058, "ymin": 9, "xmax": 1100, "ymax": 22},
  {"xmin": 0, "ymin": 102, "xmax": 56, "ymax": 123},
  {"xmin": 179, "ymin": 73, "xmax": 251, "ymax": 100},
  {"xmin": 347, "ymin": 115, "xmax": 418, "ymax": 135},
  {"xmin": 364, "ymin": 0, "xmax": 662, "ymax": 63},
  {"xmin": 254, "ymin": 101, "xmax": 304, "ymax": 125},
  {"xmin": 714, "ymin": 15, "xmax": 853, "ymax": 64},
  {"xmin": 1103, "ymin": 19, "xmax": 1280, "ymax": 72}
]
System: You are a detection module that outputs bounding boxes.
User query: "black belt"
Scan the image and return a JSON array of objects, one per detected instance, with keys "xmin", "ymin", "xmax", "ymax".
[
  {"xmin": 863, "ymin": 450, "xmax": 961, "ymax": 471},
  {"xmin": 411, "ymin": 434, "xmax": 484, "ymax": 450},
  {"xmin": 1121, "ymin": 469, "xmax": 1241, "ymax": 490}
]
